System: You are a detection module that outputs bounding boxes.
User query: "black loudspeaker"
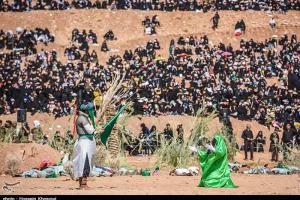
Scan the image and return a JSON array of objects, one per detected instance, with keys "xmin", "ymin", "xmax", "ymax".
[{"xmin": 17, "ymin": 108, "xmax": 27, "ymax": 123}]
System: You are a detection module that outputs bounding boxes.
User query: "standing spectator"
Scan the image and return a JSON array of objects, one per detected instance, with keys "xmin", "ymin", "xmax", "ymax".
[
  {"xmin": 211, "ymin": 12, "xmax": 220, "ymax": 30},
  {"xmin": 150, "ymin": 125, "xmax": 160, "ymax": 148},
  {"xmin": 241, "ymin": 124, "xmax": 254, "ymax": 160},
  {"xmin": 295, "ymin": 123, "xmax": 300, "ymax": 147},
  {"xmin": 269, "ymin": 17, "xmax": 276, "ymax": 29},
  {"xmin": 163, "ymin": 123, "xmax": 173, "ymax": 141},
  {"xmin": 0, "ymin": 120, "xmax": 5, "ymax": 142},
  {"xmin": 176, "ymin": 124, "xmax": 184, "ymax": 144},
  {"xmin": 269, "ymin": 128, "xmax": 280, "ymax": 162},
  {"xmin": 139, "ymin": 123, "xmax": 150, "ymax": 138},
  {"xmin": 281, "ymin": 123, "xmax": 295, "ymax": 160},
  {"xmin": 139, "ymin": 123, "xmax": 150, "ymax": 155},
  {"xmin": 254, "ymin": 131, "xmax": 265, "ymax": 152}
]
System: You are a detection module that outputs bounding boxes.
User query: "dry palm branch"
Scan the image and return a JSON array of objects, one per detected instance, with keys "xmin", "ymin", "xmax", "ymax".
[{"xmin": 95, "ymin": 70, "xmax": 131, "ymax": 127}]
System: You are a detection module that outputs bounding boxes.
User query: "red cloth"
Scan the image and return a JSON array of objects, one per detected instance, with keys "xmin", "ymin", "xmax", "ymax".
[
  {"xmin": 234, "ymin": 29, "xmax": 242, "ymax": 36},
  {"xmin": 39, "ymin": 159, "xmax": 53, "ymax": 170}
]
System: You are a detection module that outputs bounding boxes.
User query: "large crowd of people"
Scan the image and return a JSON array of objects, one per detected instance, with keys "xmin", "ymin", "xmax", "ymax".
[
  {"xmin": 0, "ymin": 27, "xmax": 54, "ymax": 55},
  {"xmin": 0, "ymin": 0, "xmax": 299, "ymax": 12},
  {"xmin": 1, "ymin": 26, "xmax": 300, "ymax": 130}
]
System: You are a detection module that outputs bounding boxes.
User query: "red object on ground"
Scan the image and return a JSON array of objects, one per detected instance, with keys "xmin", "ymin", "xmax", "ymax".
[
  {"xmin": 39, "ymin": 159, "xmax": 54, "ymax": 170},
  {"xmin": 235, "ymin": 29, "xmax": 242, "ymax": 36}
]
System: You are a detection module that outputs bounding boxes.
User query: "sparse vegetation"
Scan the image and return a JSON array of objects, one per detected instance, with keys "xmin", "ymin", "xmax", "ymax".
[
  {"xmin": 283, "ymin": 146, "xmax": 300, "ymax": 167},
  {"xmin": 154, "ymin": 108, "xmax": 217, "ymax": 168},
  {"xmin": 4, "ymin": 154, "xmax": 22, "ymax": 176},
  {"xmin": 219, "ymin": 126, "xmax": 238, "ymax": 162}
]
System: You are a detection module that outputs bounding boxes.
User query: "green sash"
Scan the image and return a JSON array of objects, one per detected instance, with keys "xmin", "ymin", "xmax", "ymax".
[{"xmin": 78, "ymin": 134, "xmax": 95, "ymax": 139}]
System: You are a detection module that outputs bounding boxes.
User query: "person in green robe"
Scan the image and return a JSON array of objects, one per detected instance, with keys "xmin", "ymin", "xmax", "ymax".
[{"xmin": 190, "ymin": 134, "xmax": 237, "ymax": 188}]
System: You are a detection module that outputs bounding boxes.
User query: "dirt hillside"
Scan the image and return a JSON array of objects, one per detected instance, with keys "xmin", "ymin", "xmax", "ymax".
[
  {"xmin": 0, "ymin": 143, "xmax": 62, "ymax": 174},
  {"xmin": 0, "ymin": 10, "xmax": 300, "ymax": 65}
]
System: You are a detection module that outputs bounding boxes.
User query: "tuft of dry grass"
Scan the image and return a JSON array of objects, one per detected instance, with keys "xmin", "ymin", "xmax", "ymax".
[
  {"xmin": 4, "ymin": 154, "xmax": 22, "ymax": 176},
  {"xmin": 218, "ymin": 126, "xmax": 238, "ymax": 162},
  {"xmin": 93, "ymin": 144, "xmax": 129, "ymax": 169},
  {"xmin": 63, "ymin": 161, "xmax": 74, "ymax": 180},
  {"xmin": 154, "ymin": 108, "xmax": 216, "ymax": 168},
  {"xmin": 283, "ymin": 147, "xmax": 300, "ymax": 167}
]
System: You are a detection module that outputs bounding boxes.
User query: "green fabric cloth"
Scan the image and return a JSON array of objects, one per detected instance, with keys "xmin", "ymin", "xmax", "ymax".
[
  {"xmin": 88, "ymin": 109, "xmax": 96, "ymax": 128},
  {"xmin": 100, "ymin": 104, "xmax": 127, "ymax": 147},
  {"xmin": 198, "ymin": 135, "xmax": 237, "ymax": 188},
  {"xmin": 79, "ymin": 102, "xmax": 96, "ymax": 128},
  {"xmin": 78, "ymin": 134, "xmax": 95, "ymax": 139}
]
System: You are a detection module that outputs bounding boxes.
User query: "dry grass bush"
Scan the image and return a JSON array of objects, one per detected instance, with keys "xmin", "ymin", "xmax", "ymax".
[
  {"xmin": 154, "ymin": 108, "xmax": 216, "ymax": 169},
  {"xmin": 4, "ymin": 154, "xmax": 22, "ymax": 176},
  {"xmin": 63, "ymin": 161, "xmax": 74, "ymax": 180},
  {"xmin": 284, "ymin": 146, "xmax": 300, "ymax": 167},
  {"xmin": 30, "ymin": 145, "xmax": 38, "ymax": 157},
  {"xmin": 154, "ymin": 108, "xmax": 239, "ymax": 168},
  {"xmin": 218, "ymin": 126, "xmax": 238, "ymax": 162},
  {"xmin": 93, "ymin": 144, "xmax": 129, "ymax": 169}
]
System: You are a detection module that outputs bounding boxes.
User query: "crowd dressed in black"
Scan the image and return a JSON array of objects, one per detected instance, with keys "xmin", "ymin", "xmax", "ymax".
[
  {"xmin": 1, "ymin": 0, "xmax": 299, "ymax": 12},
  {"xmin": 0, "ymin": 25, "xmax": 300, "ymax": 134},
  {"xmin": 0, "ymin": 28, "xmax": 54, "ymax": 55}
]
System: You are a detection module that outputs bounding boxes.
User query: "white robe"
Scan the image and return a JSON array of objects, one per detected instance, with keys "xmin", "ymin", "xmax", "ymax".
[{"xmin": 72, "ymin": 137, "xmax": 96, "ymax": 178}]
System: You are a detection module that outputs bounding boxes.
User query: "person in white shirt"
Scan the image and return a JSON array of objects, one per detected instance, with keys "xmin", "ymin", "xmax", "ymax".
[{"xmin": 269, "ymin": 17, "xmax": 276, "ymax": 29}]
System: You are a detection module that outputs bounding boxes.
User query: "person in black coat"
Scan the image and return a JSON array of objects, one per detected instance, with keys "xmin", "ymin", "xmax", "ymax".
[
  {"xmin": 163, "ymin": 123, "xmax": 173, "ymax": 141},
  {"xmin": 288, "ymin": 68, "xmax": 300, "ymax": 91},
  {"xmin": 254, "ymin": 131, "xmax": 266, "ymax": 152},
  {"xmin": 282, "ymin": 123, "xmax": 296, "ymax": 160},
  {"xmin": 241, "ymin": 124, "xmax": 254, "ymax": 160},
  {"xmin": 295, "ymin": 124, "xmax": 300, "ymax": 147},
  {"xmin": 139, "ymin": 123, "xmax": 151, "ymax": 155},
  {"xmin": 269, "ymin": 128, "xmax": 280, "ymax": 162},
  {"xmin": 240, "ymin": 19, "xmax": 246, "ymax": 33}
]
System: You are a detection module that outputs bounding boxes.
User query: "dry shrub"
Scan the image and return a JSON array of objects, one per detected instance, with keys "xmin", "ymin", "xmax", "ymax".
[
  {"xmin": 4, "ymin": 154, "xmax": 22, "ymax": 176},
  {"xmin": 94, "ymin": 145, "xmax": 109, "ymax": 166},
  {"xmin": 154, "ymin": 108, "xmax": 216, "ymax": 168},
  {"xmin": 31, "ymin": 145, "xmax": 38, "ymax": 157},
  {"xmin": 218, "ymin": 126, "xmax": 238, "ymax": 162},
  {"xmin": 154, "ymin": 108, "xmax": 238, "ymax": 168},
  {"xmin": 93, "ymin": 143, "xmax": 129, "ymax": 169},
  {"xmin": 284, "ymin": 147, "xmax": 300, "ymax": 167},
  {"xmin": 63, "ymin": 161, "xmax": 74, "ymax": 180}
]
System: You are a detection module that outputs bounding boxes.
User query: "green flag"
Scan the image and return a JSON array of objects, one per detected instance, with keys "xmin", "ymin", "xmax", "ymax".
[
  {"xmin": 88, "ymin": 110, "xmax": 96, "ymax": 128},
  {"xmin": 100, "ymin": 104, "xmax": 127, "ymax": 147},
  {"xmin": 198, "ymin": 134, "xmax": 237, "ymax": 188}
]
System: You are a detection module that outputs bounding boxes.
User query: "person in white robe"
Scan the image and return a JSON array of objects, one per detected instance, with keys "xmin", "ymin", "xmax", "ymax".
[{"xmin": 72, "ymin": 103, "xmax": 96, "ymax": 189}]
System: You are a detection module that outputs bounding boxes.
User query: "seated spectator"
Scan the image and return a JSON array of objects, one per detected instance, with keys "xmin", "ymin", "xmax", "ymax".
[
  {"xmin": 104, "ymin": 29, "xmax": 116, "ymax": 41},
  {"xmin": 101, "ymin": 40, "xmax": 109, "ymax": 52}
]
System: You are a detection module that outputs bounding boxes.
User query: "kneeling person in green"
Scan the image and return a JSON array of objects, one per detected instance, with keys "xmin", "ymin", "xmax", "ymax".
[{"xmin": 190, "ymin": 135, "xmax": 237, "ymax": 188}]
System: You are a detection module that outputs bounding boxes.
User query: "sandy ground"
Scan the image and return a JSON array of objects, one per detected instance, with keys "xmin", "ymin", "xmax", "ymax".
[
  {"xmin": 0, "ymin": 149, "xmax": 295, "ymax": 195},
  {"xmin": 0, "ymin": 171, "xmax": 299, "ymax": 195}
]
